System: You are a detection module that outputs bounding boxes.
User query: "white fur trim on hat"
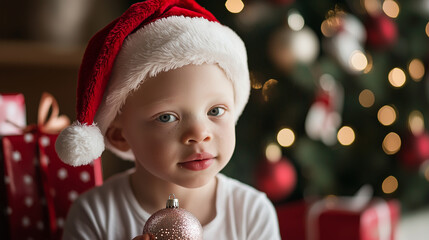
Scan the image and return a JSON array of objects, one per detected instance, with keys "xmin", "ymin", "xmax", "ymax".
[
  {"xmin": 55, "ymin": 121, "xmax": 105, "ymax": 166},
  {"xmin": 94, "ymin": 16, "xmax": 250, "ymax": 161}
]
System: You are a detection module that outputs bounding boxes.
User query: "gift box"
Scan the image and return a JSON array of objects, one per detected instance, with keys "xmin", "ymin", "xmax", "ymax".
[
  {"xmin": 276, "ymin": 186, "xmax": 401, "ymax": 240},
  {"xmin": 0, "ymin": 93, "xmax": 103, "ymax": 240},
  {"xmin": 0, "ymin": 93, "xmax": 26, "ymax": 135}
]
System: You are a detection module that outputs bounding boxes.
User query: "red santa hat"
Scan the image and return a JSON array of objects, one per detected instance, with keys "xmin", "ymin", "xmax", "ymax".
[{"xmin": 55, "ymin": 0, "xmax": 250, "ymax": 166}]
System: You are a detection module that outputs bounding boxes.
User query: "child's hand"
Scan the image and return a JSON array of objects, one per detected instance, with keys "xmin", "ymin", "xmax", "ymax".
[{"xmin": 132, "ymin": 233, "xmax": 155, "ymax": 240}]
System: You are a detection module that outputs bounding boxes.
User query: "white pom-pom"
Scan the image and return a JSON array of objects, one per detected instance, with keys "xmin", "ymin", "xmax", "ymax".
[{"xmin": 55, "ymin": 122, "xmax": 105, "ymax": 166}]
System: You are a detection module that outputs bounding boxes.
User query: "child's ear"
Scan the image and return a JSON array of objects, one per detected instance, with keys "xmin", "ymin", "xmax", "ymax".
[{"xmin": 105, "ymin": 119, "xmax": 131, "ymax": 152}]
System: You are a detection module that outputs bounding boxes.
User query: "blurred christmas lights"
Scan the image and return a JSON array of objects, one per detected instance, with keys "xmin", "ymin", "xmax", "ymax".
[
  {"xmin": 421, "ymin": 161, "xmax": 429, "ymax": 182},
  {"xmin": 225, "ymin": 0, "xmax": 244, "ymax": 14},
  {"xmin": 362, "ymin": 0, "xmax": 382, "ymax": 15},
  {"xmin": 265, "ymin": 143, "xmax": 282, "ymax": 162},
  {"xmin": 377, "ymin": 105, "xmax": 396, "ymax": 126},
  {"xmin": 277, "ymin": 128, "xmax": 295, "ymax": 147},
  {"xmin": 408, "ymin": 59, "xmax": 425, "ymax": 82},
  {"xmin": 409, "ymin": 110, "xmax": 424, "ymax": 135},
  {"xmin": 337, "ymin": 126, "xmax": 355, "ymax": 145},
  {"xmin": 359, "ymin": 89, "xmax": 375, "ymax": 108},
  {"xmin": 262, "ymin": 79, "xmax": 278, "ymax": 101},
  {"xmin": 382, "ymin": 132, "xmax": 401, "ymax": 155},
  {"xmin": 349, "ymin": 50, "xmax": 368, "ymax": 71},
  {"xmin": 382, "ymin": 0, "xmax": 400, "ymax": 18},
  {"xmin": 426, "ymin": 22, "xmax": 429, "ymax": 37},
  {"xmin": 288, "ymin": 10, "xmax": 305, "ymax": 31},
  {"xmin": 382, "ymin": 175, "xmax": 398, "ymax": 194},
  {"xmin": 388, "ymin": 67, "xmax": 406, "ymax": 87}
]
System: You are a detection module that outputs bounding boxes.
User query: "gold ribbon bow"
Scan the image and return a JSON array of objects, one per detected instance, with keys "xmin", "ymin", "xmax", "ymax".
[{"xmin": 36, "ymin": 92, "xmax": 70, "ymax": 133}]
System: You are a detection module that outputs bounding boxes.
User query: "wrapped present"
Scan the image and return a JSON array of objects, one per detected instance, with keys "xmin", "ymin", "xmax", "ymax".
[
  {"xmin": 276, "ymin": 186, "xmax": 400, "ymax": 240},
  {"xmin": 1, "ymin": 93, "xmax": 103, "ymax": 240},
  {"xmin": 0, "ymin": 93, "xmax": 26, "ymax": 135}
]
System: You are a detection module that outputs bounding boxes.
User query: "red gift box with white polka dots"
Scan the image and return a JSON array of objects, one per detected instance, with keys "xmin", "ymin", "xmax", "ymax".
[{"xmin": 1, "ymin": 132, "xmax": 103, "ymax": 240}]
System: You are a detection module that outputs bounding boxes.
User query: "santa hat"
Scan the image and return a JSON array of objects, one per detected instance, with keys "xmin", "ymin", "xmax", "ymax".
[{"xmin": 55, "ymin": 0, "xmax": 250, "ymax": 166}]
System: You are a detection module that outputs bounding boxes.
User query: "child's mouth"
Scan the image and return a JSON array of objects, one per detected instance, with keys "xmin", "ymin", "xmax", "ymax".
[
  {"xmin": 179, "ymin": 159, "xmax": 214, "ymax": 171},
  {"xmin": 179, "ymin": 152, "xmax": 215, "ymax": 171}
]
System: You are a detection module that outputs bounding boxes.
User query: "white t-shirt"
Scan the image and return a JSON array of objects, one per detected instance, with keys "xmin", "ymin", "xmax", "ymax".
[{"xmin": 62, "ymin": 169, "xmax": 281, "ymax": 240}]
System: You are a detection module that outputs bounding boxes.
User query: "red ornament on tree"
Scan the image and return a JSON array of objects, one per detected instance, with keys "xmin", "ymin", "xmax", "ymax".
[
  {"xmin": 143, "ymin": 194, "xmax": 203, "ymax": 240},
  {"xmin": 365, "ymin": 14, "xmax": 397, "ymax": 48},
  {"xmin": 255, "ymin": 149, "xmax": 297, "ymax": 202},
  {"xmin": 400, "ymin": 132, "xmax": 429, "ymax": 168}
]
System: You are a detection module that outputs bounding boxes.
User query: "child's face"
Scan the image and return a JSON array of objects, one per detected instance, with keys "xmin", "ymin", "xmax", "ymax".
[{"xmin": 110, "ymin": 64, "xmax": 236, "ymax": 188}]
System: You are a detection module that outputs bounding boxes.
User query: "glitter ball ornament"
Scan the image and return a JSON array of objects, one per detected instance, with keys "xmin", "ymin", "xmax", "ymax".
[{"xmin": 143, "ymin": 194, "xmax": 203, "ymax": 240}]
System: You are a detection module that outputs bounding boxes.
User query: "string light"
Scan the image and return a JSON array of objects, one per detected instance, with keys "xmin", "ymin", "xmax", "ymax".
[
  {"xmin": 349, "ymin": 50, "xmax": 368, "ymax": 72},
  {"xmin": 265, "ymin": 143, "xmax": 282, "ymax": 162},
  {"xmin": 359, "ymin": 89, "xmax": 375, "ymax": 108},
  {"xmin": 388, "ymin": 67, "xmax": 406, "ymax": 88},
  {"xmin": 337, "ymin": 126, "xmax": 355, "ymax": 146},
  {"xmin": 408, "ymin": 59, "xmax": 425, "ymax": 82},
  {"xmin": 426, "ymin": 22, "xmax": 429, "ymax": 38},
  {"xmin": 262, "ymin": 79, "xmax": 278, "ymax": 102},
  {"xmin": 421, "ymin": 161, "xmax": 429, "ymax": 182},
  {"xmin": 409, "ymin": 110, "xmax": 425, "ymax": 135},
  {"xmin": 382, "ymin": 132, "xmax": 401, "ymax": 155},
  {"xmin": 250, "ymin": 72, "xmax": 263, "ymax": 90},
  {"xmin": 382, "ymin": 0, "xmax": 400, "ymax": 18},
  {"xmin": 225, "ymin": 0, "xmax": 244, "ymax": 14},
  {"xmin": 377, "ymin": 105, "xmax": 396, "ymax": 126},
  {"xmin": 363, "ymin": 52, "xmax": 373, "ymax": 74},
  {"xmin": 382, "ymin": 175, "xmax": 398, "ymax": 194},
  {"xmin": 288, "ymin": 10, "xmax": 305, "ymax": 31},
  {"xmin": 362, "ymin": 0, "xmax": 382, "ymax": 15},
  {"xmin": 277, "ymin": 128, "xmax": 295, "ymax": 147}
]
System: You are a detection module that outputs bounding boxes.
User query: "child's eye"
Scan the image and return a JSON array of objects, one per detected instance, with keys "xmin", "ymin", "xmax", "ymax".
[
  {"xmin": 208, "ymin": 107, "xmax": 225, "ymax": 117},
  {"xmin": 157, "ymin": 114, "xmax": 177, "ymax": 123}
]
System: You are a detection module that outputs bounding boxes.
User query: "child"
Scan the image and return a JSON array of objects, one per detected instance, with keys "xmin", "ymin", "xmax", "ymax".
[{"xmin": 55, "ymin": 0, "xmax": 281, "ymax": 239}]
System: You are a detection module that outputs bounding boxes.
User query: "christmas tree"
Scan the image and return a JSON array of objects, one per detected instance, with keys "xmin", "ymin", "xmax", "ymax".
[{"xmin": 196, "ymin": 0, "xmax": 429, "ymax": 213}]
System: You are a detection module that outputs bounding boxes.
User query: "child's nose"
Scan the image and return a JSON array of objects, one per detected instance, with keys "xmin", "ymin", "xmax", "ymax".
[{"xmin": 181, "ymin": 120, "xmax": 212, "ymax": 144}]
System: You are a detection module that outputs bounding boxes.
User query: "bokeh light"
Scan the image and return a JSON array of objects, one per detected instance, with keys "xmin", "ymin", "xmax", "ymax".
[
  {"xmin": 426, "ymin": 22, "xmax": 429, "ymax": 37},
  {"xmin": 421, "ymin": 161, "xmax": 429, "ymax": 182},
  {"xmin": 337, "ymin": 126, "xmax": 355, "ymax": 146},
  {"xmin": 265, "ymin": 143, "xmax": 282, "ymax": 162},
  {"xmin": 250, "ymin": 72, "xmax": 263, "ymax": 90},
  {"xmin": 359, "ymin": 89, "xmax": 375, "ymax": 108},
  {"xmin": 388, "ymin": 67, "xmax": 406, "ymax": 87},
  {"xmin": 288, "ymin": 11, "xmax": 305, "ymax": 31},
  {"xmin": 409, "ymin": 110, "xmax": 425, "ymax": 135},
  {"xmin": 382, "ymin": 132, "xmax": 401, "ymax": 155},
  {"xmin": 408, "ymin": 59, "xmax": 425, "ymax": 82},
  {"xmin": 377, "ymin": 105, "xmax": 396, "ymax": 126},
  {"xmin": 363, "ymin": 52, "xmax": 373, "ymax": 73},
  {"xmin": 362, "ymin": 0, "xmax": 382, "ymax": 15},
  {"xmin": 262, "ymin": 79, "xmax": 278, "ymax": 102},
  {"xmin": 349, "ymin": 50, "xmax": 368, "ymax": 72},
  {"xmin": 382, "ymin": 0, "xmax": 400, "ymax": 18},
  {"xmin": 382, "ymin": 175, "xmax": 398, "ymax": 194},
  {"xmin": 225, "ymin": 0, "xmax": 244, "ymax": 14},
  {"xmin": 277, "ymin": 128, "xmax": 295, "ymax": 147}
]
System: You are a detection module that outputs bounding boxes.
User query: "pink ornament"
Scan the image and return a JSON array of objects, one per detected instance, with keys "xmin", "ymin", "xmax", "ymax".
[
  {"xmin": 143, "ymin": 194, "xmax": 203, "ymax": 240},
  {"xmin": 256, "ymin": 157, "xmax": 297, "ymax": 202}
]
